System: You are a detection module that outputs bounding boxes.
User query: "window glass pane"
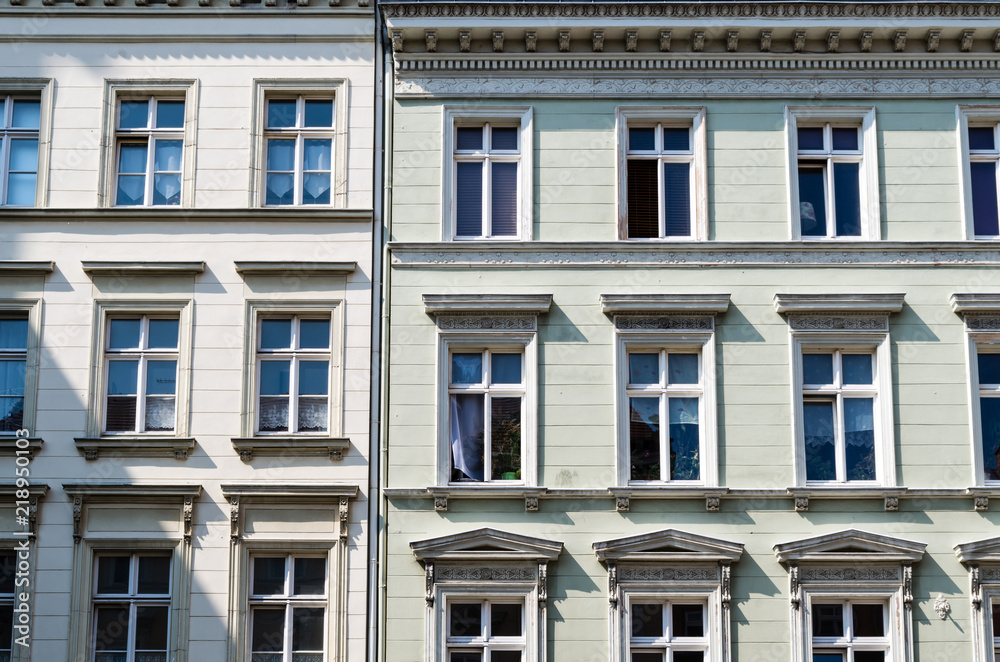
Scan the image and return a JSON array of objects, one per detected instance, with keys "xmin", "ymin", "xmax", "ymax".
[
  {"xmin": 456, "ymin": 162, "xmax": 483, "ymax": 237},
  {"xmin": 116, "ymin": 173, "xmax": 146, "ymax": 206},
  {"xmin": 812, "ymin": 604, "xmax": 844, "ymax": 637},
  {"xmin": 118, "ymin": 144, "xmax": 148, "ymax": 174},
  {"xmin": 137, "ymin": 556, "xmax": 171, "ymax": 594},
  {"xmin": 302, "ymin": 172, "xmax": 331, "ymax": 205},
  {"xmin": 672, "ymin": 604, "xmax": 704, "ymax": 637},
  {"xmin": 992, "ymin": 602, "xmax": 1000, "ymax": 637},
  {"xmin": 155, "ymin": 100, "xmax": 185, "ymax": 129},
  {"xmin": 668, "ymin": 353, "xmax": 698, "ymax": 384},
  {"xmin": 845, "ymin": 397, "xmax": 876, "ymax": 481},
  {"xmin": 662, "ymin": 127, "xmax": 689, "ymax": 152},
  {"xmin": 304, "ymin": 139, "xmax": 332, "ymax": 171},
  {"xmin": 971, "ymin": 161, "xmax": 1000, "ymax": 236},
  {"xmin": 833, "ymin": 162, "xmax": 862, "ymax": 236},
  {"xmin": 153, "ymin": 140, "xmax": 182, "ymax": 173},
  {"xmin": 491, "ymin": 127, "xmax": 518, "ymax": 151},
  {"xmin": 812, "ymin": 655, "xmax": 844, "ymax": 662},
  {"xmin": 853, "ymin": 653, "xmax": 885, "ymax": 662},
  {"xmin": 451, "ymin": 654, "xmax": 482, "ymax": 662},
  {"xmin": 673, "ymin": 654, "xmax": 704, "ymax": 662},
  {"xmin": 5, "ymin": 173, "xmax": 36, "ymax": 206},
  {"xmin": 980, "ymin": 397, "xmax": 1000, "ymax": 481},
  {"xmin": 96, "ymin": 556, "xmax": 131, "ymax": 594},
  {"xmin": 105, "ymin": 397, "xmax": 137, "ymax": 432},
  {"xmin": 669, "ymin": 397, "xmax": 700, "ymax": 481},
  {"xmin": 490, "ymin": 603, "xmax": 522, "ymax": 637},
  {"xmin": 456, "ymin": 127, "xmax": 483, "ymax": 151},
  {"xmin": 798, "ymin": 126, "xmax": 825, "ymax": 151},
  {"xmin": 804, "ymin": 399, "xmax": 836, "ymax": 481},
  {"xmin": 450, "ymin": 394, "xmax": 484, "ymax": 482},
  {"xmin": 251, "ymin": 608, "xmax": 285, "ymax": 652},
  {"xmin": 631, "ymin": 654, "xmax": 661, "ymax": 662},
  {"xmin": 970, "ymin": 126, "xmax": 996, "ymax": 151},
  {"xmin": 842, "ymin": 354, "xmax": 873, "ymax": 385},
  {"xmin": 109, "ymin": 319, "xmax": 141, "ymax": 349},
  {"xmin": 147, "ymin": 319, "xmax": 179, "ymax": 349},
  {"xmin": 259, "ymin": 397, "xmax": 289, "ymax": 433},
  {"xmin": 261, "ymin": 319, "xmax": 292, "ymax": 349},
  {"xmin": 662, "ymin": 162, "xmax": 690, "ymax": 237},
  {"xmin": 629, "ymin": 397, "xmax": 660, "ymax": 481},
  {"xmin": 491, "ymin": 653, "xmax": 521, "ymax": 662},
  {"xmin": 134, "ymin": 605, "xmax": 169, "ymax": 651},
  {"xmin": 0, "ymin": 554, "xmax": 15, "ymax": 594},
  {"xmin": 266, "ymin": 173, "xmax": 294, "ymax": 206},
  {"xmin": 145, "ymin": 360, "xmax": 177, "ymax": 396},
  {"xmin": 266, "ymin": 139, "xmax": 295, "ymax": 172},
  {"xmin": 980, "ymin": 352, "xmax": 1000, "ymax": 384},
  {"xmin": 260, "ymin": 361, "xmax": 290, "ymax": 396},
  {"xmin": 0, "ymin": 361, "xmax": 25, "ymax": 396},
  {"xmin": 299, "ymin": 319, "xmax": 330, "ymax": 349},
  {"xmin": 832, "ymin": 127, "xmax": 859, "ymax": 151},
  {"xmin": 252, "ymin": 557, "xmax": 286, "ymax": 595},
  {"xmin": 10, "ymin": 100, "xmax": 40, "ymax": 129},
  {"xmin": 627, "ymin": 159, "xmax": 658, "ymax": 239},
  {"xmin": 491, "ymin": 353, "xmax": 521, "ymax": 385},
  {"xmin": 803, "ymin": 353, "xmax": 833, "ymax": 385},
  {"xmin": 298, "ymin": 361, "xmax": 329, "ymax": 396},
  {"xmin": 107, "ymin": 360, "xmax": 138, "ymax": 395},
  {"xmin": 0, "ymin": 395, "xmax": 24, "ymax": 432},
  {"xmin": 852, "ymin": 603, "xmax": 884, "ymax": 637},
  {"xmin": 304, "ymin": 100, "xmax": 333, "ymax": 128},
  {"xmin": 630, "ymin": 602, "xmax": 663, "ymax": 637},
  {"xmin": 629, "ymin": 354, "xmax": 660, "ymax": 385},
  {"xmin": 628, "ymin": 127, "xmax": 655, "ymax": 151},
  {"xmin": 267, "ymin": 100, "xmax": 297, "ymax": 128},
  {"xmin": 798, "ymin": 166, "xmax": 827, "ymax": 236},
  {"xmin": 490, "ymin": 161, "xmax": 518, "ymax": 237},
  {"xmin": 145, "ymin": 397, "xmax": 175, "ymax": 432},
  {"xmin": 9, "ymin": 139, "xmax": 38, "ymax": 171},
  {"xmin": 0, "ymin": 318, "xmax": 27, "ymax": 350},
  {"xmin": 451, "ymin": 353, "xmax": 483, "ymax": 385},
  {"xmin": 94, "ymin": 606, "xmax": 130, "ymax": 651},
  {"xmin": 293, "ymin": 557, "xmax": 326, "ymax": 595},
  {"xmin": 0, "ymin": 604, "xmax": 11, "ymax": 652},
  {"xmin": 298, "ymin": 397, "xmax": 328, "ymax": 433},
  {"xmin": 292, "ymin": 607, "xmax": 324, "ymax": 652},
  {"xmin": 449, "ymin": 603, "xmax": 482, "ymax": 637},
  {"xmin": 490, "ymin": 397, "xmax": 521, "ymax": 480},
  {"xmin": 119, "ymin": 100, "xmax": 149, "ymax": 129}
]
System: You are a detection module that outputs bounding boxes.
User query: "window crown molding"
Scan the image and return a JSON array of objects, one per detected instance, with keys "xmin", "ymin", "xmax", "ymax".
[
  {"xmin": 951, "ymin": 293, "xmax": 1000, "ymax": 314},
  {"xmin": 62, "ymin": 483, "xmax": 202, "ymax": 499},
  {"xmin": 423, "ymin": 293, "xmax": 553, "ymax": 316},
  {"xmin": 410, "ymin": 527, "xmax": 563, "ymax": 562},
  {"xmin": 0, "ymin": 261, "xmax": 54, "ymax": 276},
  {"xmin": 81, "ymin": 261, "xmax": 205, "ymax": 277},
  {"xmin": 773, "ymin": 529, "xmax": 926, "ymax": 564},
  {"xmin": 774, "ymin": 292, "xmax": 905, "ymax": 314},
  {"xmin": 234, "ymin": 261, "xmax": 356, "ymax": 276},
  {"xmin": 221, "ymin": 484, "xmax": 359, "ymax": 500},
  {"xmin": 593, "ymin": 528, "xmax": 743, "ymax": 564},
  {"xmin": 955, "ymin": 536, "xmax": 1000, "ymax": 565},
  {"xmin": 600, "ymin": 293, "xmax": 730, "ymax": 316}
]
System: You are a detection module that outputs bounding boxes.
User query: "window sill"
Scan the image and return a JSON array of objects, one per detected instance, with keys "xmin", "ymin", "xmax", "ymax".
[
  {"xmin": 0, "ymin": 437, "xmax": 43, "ymax": 458},
  {"xmin": 230, "ymin": 436, "xmax": 350, "ymax": 462},
  {"xmin": 74, "ymin": 437, "xmax": 195, "ymax": 461},
  {"xmin": 386, "ymin": 486, "xmax": 545, "ymax": 512},
  {"xmin": 610, "ymin": 486, "xmax": 727, "ymax": 512},
  {"xmin": 787, "ymin": 486, "xmax": 906, "ymax": 512}
]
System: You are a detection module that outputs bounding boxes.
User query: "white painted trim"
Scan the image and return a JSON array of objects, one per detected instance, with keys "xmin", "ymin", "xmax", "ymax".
[
  {"xmin": 965, "ymin": 333, "xmax": 1000, "ymax": 487},
  {"xmin": 615, "ymin": 106, "xmax": 707, "ymax": 241},
  {"xmin": 774, "ymin": 529, "xmax": 926, "ymax": 563},
  {"xmin": 423, "ymin": 293, "xmax": 552, "ymax": 316},
  {"xmin": 957, "ymin": 105, "xmax": 1000, "ymax": 240},
  {"xmin": 441, "ymin": 105, "xmax": 534, "ymax": 241},
  {"xmin": 617, "ymin": 587, "xmax": 724, "ymax": 662},
  {"xmin": 411, "ymin": 528, "xmax": 563, "ymax": 561},
  {"xmin": 774, "ymin": 293, "xmax": 905, "ymax": 314},
  {"xmin": 431, "ymin": 585, "xmax": 540, "ymax": 662},
  {"xmin": 0, "ymin": 79, "xmax": 53, "ymax": 208},
  {"xmin": 600, "ymin": 293, "xmax": 730, "ymax": 316},
  {"xmin": 593, "ymin": 528, "xmax": 743, "ymax": 563},
  {"xmin": 0, "ymin": 298, "xmax": 41, "ymax": 437},
  {"xmin": 785, "ymin": 105, "xmax": 879, "ymax": 241},
  {"xmin": 797, "ymin": 589, "xmax": 908, "ymax": 662}
]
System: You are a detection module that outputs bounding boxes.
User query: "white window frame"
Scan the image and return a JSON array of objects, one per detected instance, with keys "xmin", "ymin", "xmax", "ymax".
[
  {"xmin": 802, "ymin": 591, "xmax": 899, "ymax": 662},
  {"xmin": 616, "ymin": 107, "xmax": 707, "ymax": 241},
  {"xmin": 0, "ymin": 79, "xmax": 52, "ymax": 208},
  {"xmin": 785, "ymin": 107, "xmax": 879, "ymax": 241},
  {"xmin": 442, "ymin": 593, "xmax": 529, "ymax": 662},
  {"xmin": 113, "ymin": 96, "xmax": 186, "ymax": 207},
  {"xmin": 957, "ymin": 106, "xmax": 1000, "ymax": 240},
  {"xmin": 615, "ymin": 332, "xmax": 718, "ymax": 488},
  {"xmin": 0, "ymin": 94, "xmax": 40, "ymax": 207},
  {"xmin": 437, "ymin": 333, "xmax": 537, "ymax": 487},
  {"xmin": 262, "ymin": 95, "xmax": 336, "ymax": 207},
  {"xmin": 442, "ymin": 106, "xmax": 533, "ymax": 241},
  {"xmin": 100, "ymin": 80, "xmax": 197, "ymax": 208},
  {"xmin": 243, "ymin": 301, "xmax": 343, "ymax": 439},
  {"xmin": 90, "ymin": 552, "xmax": 173, "ymax": 662},
  {"xmin": 0, "ymin": 301, "xmax": 40, "ymax": 436},
  {"xmin": 622, "ymin": 591, "xmax": 713, "ymax": 661},
  {"xmin": 247, "ymin": 553, "xmax": 330, "ymax": 662},
  {"xmin": 791, "ymin": 334, "xmax": 894, "ymax": 487},
  {"xmin": 966, "ymin": 334, "xmax": 1000, "ymax": 486},
  {"xmin": 251, "ymin": 79, "xmax": 348, "ymax": 209}
]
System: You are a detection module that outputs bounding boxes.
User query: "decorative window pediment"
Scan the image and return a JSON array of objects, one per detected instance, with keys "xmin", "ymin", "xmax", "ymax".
[
  {"xmin": 411, "ymin": 527, "xmax": 563, "ymax": 563},
  {"xmin": 957, "ymin": 535, "xmax": 1000, "ymax": 565},
  {"xmin": 593, "ymin": 528, "xmax": 743, "ymax": 564},
  {"xmin": 956, "ymin": 536, "xmax": 1000, "ymax": 661},
  {"xmin": 774, "ymin": 529, "xmax": 926, "ymax": 564}
]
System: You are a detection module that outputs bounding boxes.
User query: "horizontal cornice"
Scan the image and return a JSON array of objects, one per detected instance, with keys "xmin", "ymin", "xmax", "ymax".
[
  {"xmin": 388, "ymin": 241, "xmax": 1000, "ymax": 268},
  {"xmin": 0, "ymin": 208, "xmax": 373, "ymax": 223},
  {"xmin": 774, "ymin": 292, "xmax": 906, "ymax": 313}
]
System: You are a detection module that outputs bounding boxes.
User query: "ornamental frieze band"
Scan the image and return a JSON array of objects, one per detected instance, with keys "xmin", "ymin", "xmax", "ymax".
[
  {"xmin": 436, "ymin": 566, "xmax": 537, "ymax": 582},
  {"xmin": 619, "ymin": 566, "xmax": 719, "ymax": 582},
  {"xmin": 799, "ymin": 567, "xmax": 901, "ymax": 582},
  {"xmin": 789, "ymin": 315, "xmax": 889, "ymax": 332},
  {"xmin": 615, "ymin": 315, "xmax": 714, "ymax": 331},
  {"xmin": 437, "ymin": 315, "xmax": 537, "ymax": 330}
]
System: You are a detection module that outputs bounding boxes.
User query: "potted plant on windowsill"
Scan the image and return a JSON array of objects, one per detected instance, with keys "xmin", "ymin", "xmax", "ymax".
[{"xmin": 491, "ymin": 417, "xmax": 521, "ymax": 481}]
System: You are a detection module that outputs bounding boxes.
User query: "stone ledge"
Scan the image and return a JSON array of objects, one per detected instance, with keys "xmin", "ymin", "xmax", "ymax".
[
  {"xmin": 230, "ymin": 436, "xmax": 350, "ymax": 461},
  {"xmin": 74, "ymin": 437, "xmax": 196, "ymax": 460}
]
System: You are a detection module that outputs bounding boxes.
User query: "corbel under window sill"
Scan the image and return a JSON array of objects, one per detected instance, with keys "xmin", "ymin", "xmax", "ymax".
[
  {"xmin": 230, "ymin": 436, "xmax": 350, "ymax": 462},
  {"xmin": 386, "ymin": 486, "xmax": 547, "ymax": 512},
  {"xmin": 787, "ymin": 486, "xmax": 907, "ymax": 512},
  {"xmin": 0, "ymin": 437, "xmax": 43, "ymax": 457},
  {"xmin": 74, "ymin": 437, "xmax": 196, "ymax": 461},
  {"xmin": 609, "ymin": 486, "xmax": 728, "ymax": 512}
]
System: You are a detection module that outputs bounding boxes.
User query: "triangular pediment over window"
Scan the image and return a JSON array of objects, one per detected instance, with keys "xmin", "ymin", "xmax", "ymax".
[
  {"xmin": 955, "ymin": 535, "xmax": 1000, "ymax": 564},
  {"xmin": 410, "ymin": 527, "xmax": 563, "ymax": 562},
  {"xmin": 773, "ymin": 529, "xmax": 926, "ymax": 564},
  {"xmin": 593, "ymin": 528, "xmax": 743, "ymax": 564}
]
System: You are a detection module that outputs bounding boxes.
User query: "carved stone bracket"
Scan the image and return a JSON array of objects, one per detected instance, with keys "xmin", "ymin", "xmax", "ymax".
[
  {"xmin": 971, "ymin": 564, "xmax": 982, "ymax": 611},
  {"xmin": 459, "ymin": 30, "xmax": 471, "ymax": 53},
  {"xmin": 826, "ymin": 30, "xmax": 840, "ymax": 52},
  {"xmin": 434, "ymin": 495, "xmax": 448, "ymax": 512},
  {"xmin": 926, "ymin": 29, "xmax": 941, "ymax": 52},
  {"xmin": 721, "ymin": 562, "xmax": 732, "ymax": 606},
  {"xmin": 492, "ymin": 30, "xmax": 505, "ymax": 53},
  {"xmin": 706, "ymin": 495, "xmax": 720, "ymax": 512},
  {"xmin": 183, "ymin": 496, "xmax": 193, "ymax": 544},
  {"xmin": 73, "ymin": 496, "xmax": 83, "ymax": 543},
  {"xmin": 592, "ymin": 30, "xmax": 604, "ymax": 52},
  {"xmin": 793, "ymin": 30, "xmax": 806, "ymax": 52},
  {"xmin": 974, "ymin": 495, "xmax": 989, "ymax": 511},
  {"xmin": 691, "ymin": 31, "xmax": 705, "ymax": 52},
  {"xmin": 903, "ymin": 564, "xmax": 914, "ymax": 610},
  {"xmin": 425, "ymin": 560, "xmax": 435, "ymax": 605},
  {"xmin": 391, "ymin": 30, "xmax": 403, "ymax": 53},
  {"xmin": 608, "ymin": 561, "xmax": 618, "ymax": 607},
  {"xmin": 229, "ymin": 496, "xmax": 240, "ymax": 543},
  {"xmin": 884, "ymin": 496, "xmax": 899, "ymax": 511},
  {"xmin": 894, "ymin": 30, "xmax": 908, "ymax": 52},
  {"xmin": 659, "ymin": 30, "xmax": 671, "ymax": 52},
  {"xmin": 860, "ymin": 30, "xmax": 873, "ymax": 51},
  {"xmin": 726, "ymin": 31, "xmax": 739, "ymax": 52},
  {"xmin": 525, "ymin": 496, "xmax": 539, "ymax": 512},
  {"xmin": 994, "ymin": 29, "xmax": 1000, "ymax": 52},
  {"xmin": 961, "ymin": 30, "xmax": 975, "ymax": 51},
  {"xmin": 759, "ymin": 30, "xmax": 772, "ymax": 52},
  {"xmin": 625, "ymin": 30, "xmax": 638, "ymax": 52},
  {"xmin": 525, "ymin": 31, "xmax": 537, "ymax": 52},
  {"xmin": 425, "ymin": 31, "xmax": 437, "ymax": 53},
  {"xmin": 795, "ymin": 496, "xmax": 809, "ymax": 512},
  {"xmin": 616, "ymin": 496, "xmax": 630, "ymax": 512},
  {"xmin": 339, "ymin": 496, "xmax": 350, "ymax": 542},
  {"xmin": 558, "ymin": 30, "xmax": 570, "ymax": 52},
  {"xmin": 538, "ymin": 561, "xmax": 548, "ymax": 608},
  {"xmin": 27, "ymin": 497, "xmax": 38, "ymax": 536},
  {"xmin": 790, "ymin": 564, "xmax": 800, "ymax": 610}
]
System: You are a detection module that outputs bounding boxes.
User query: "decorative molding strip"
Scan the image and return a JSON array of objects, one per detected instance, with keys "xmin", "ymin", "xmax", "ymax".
[
  {"xmin": 788, "ymin": 314, "xmax": 889, "ymax": 332},
  {"xmin": 951, "ymin": 292, "xmax": 1000, "ymax": 313},
  {"xmin": 0, "ymin": 437, "xmax": 43, "ymax": 458},
  {"xmin": 74, "ymin": 437, "xmax": 196, "ymax": 461},
  {"xmin": 221, "ymin": 483, "xmax": 359, "ymax": 499},
  {"xmin": 230, "ymin": 436, "xmax": 350, "ymax": 462},
  {"xmin": 436, "ymin": 566, "xmax": 536, "ymax": 582},
  {"xmin": 62, "ymin": 483, "xmax": 202, "ymax": 498},
  {"xmin": 234, "ymin": 261, "xmax": 356, "ymax": 276},
  {"xmin": 600, "ymin": 293, "xmax": 730, "ymax": 315},
  {"xmin": 422, "ymin": 293, "xmax": 553, "ymax": 315},
  {"xmin": 800, "ymin": 567, "xmax": 901, "ymax": 582},
  {"xmin": 615, "ymin": 315, "xmax": 714, "ymax": 331},
  {"xmin": 964, "ymin": 315, "xmax": 1000, "ymax": 331},
  {"xmin": 81, "ymin": 261, "xmax": 205, "ymax": 276},
  {"xmin": 438, "ymin": 315, "xmax": 537, "ymax": 331},
  {"xmin": 774, "ymin": 293, "xmax": 906, "ymax": 314},
  {"xmin": 389, "ymin": 242, "xmax": 1000, "ymax": 269},
  {"xmin": 618, "ymin": 566, "xmax": 718, "ymax": 582},
  {"xmin": 0, "ymin": 261, "xmax": 54, "ymax": 276},
  {"xmin": 0, "ymin": 208, "xmax": 373, "ymax": 223}
]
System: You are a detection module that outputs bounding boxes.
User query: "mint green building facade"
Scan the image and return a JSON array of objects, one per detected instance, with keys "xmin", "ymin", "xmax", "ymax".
[{"xmin": 378, "ymin": 3, "xmax": 1000, "ymax": 661}]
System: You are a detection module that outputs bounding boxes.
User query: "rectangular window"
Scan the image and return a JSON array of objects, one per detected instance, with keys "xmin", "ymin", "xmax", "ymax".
[
  {"xmin": 993, "ymin": 600, "xmax": 1000, "ymax": 662},
  {"xmin": 249, "ymin": 554, "xmax": 327, "ymax": 662},
  {"xmin": 0, "ymin": 314, "xmax": 27, "ymax": 434},
  {"xmin": 796, "ymin": 124, "xmax": 863, "ymax": 238},
  {"xmin": 628, "ymin": 600, "xmax": 708, "ymax": 662},
  {"xmin": 92, "ymin": 553, "xmax": 171, "ymax": 662},
  {"xmin": 968, "ymin": 123, "xmax": 1000, "ymax": 238},
  {"xmin": 446, "ymin": 598, "xmax": 525, "ymax": 662},
  {"xmin": 0, "ymin": 553, "xmax": 12, "ymax": 660},
  {"xmin": 114, "ymin": 98, "xmax": 184, "ymax": 206},
  {"xmin": 0, "ymin": 95, "xmax": 39, "ymax": 207},
  {"xmin": 448, "ymin": 349, "xmax": 524, "ymax": 483},
  {"xmin": 625, "ymin": 124, "xmax": 693, "ymax": 239},
  {"xmin": 801, "ymin": 350, "xmax": 878, "ymax": 483},
  {"xmin": 453, "ymin": 123, "xmax": 520, "ymax": 239},
  {"xmin": 978, "ymin": 349, "xmax": 1000, "ymax": 482},
  {"xmin": 255, "ymin": 315, "xmax": 332, "ymax": 434},
  {"xmin": 810, "ymin": 601, "xmax": 889, "ymax": 662},
  {"xmin": 264, "ymin": 96, "xmax": 334, "ymax": 206},
  {"xmin": 626, "ymin": 350, "xmax": 702, "ymax": 483},
  {"xmin": 103, "ymin": 315, "xmax": 179, "ymax": 434}
]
